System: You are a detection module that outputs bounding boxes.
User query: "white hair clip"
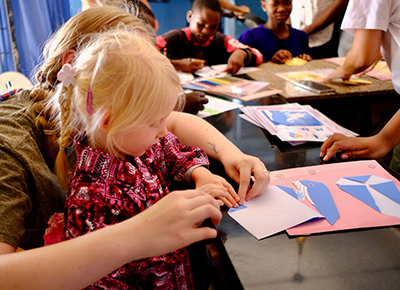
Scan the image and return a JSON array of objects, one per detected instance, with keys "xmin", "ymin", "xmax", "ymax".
[{"xmin": 57, "ymin": 64, "xmax": 76, "ymax": 87}]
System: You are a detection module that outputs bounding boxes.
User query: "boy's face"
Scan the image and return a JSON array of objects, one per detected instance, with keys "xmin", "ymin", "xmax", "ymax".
[
  {"xmin": 187, "ymin": 7, "xmax": 220, "ymax": 45},
  {"xmin": 261, "ymin": 0, "xmax": 292, "ymax": 24}
]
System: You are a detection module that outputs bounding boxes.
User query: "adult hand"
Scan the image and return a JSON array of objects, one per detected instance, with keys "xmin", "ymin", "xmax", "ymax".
[
  {"xmin": 227, "ymin": 49, "xmax": 247, "ymax": 74},
  {"xmin": 137, "ymin": 189, "xmax": 222, "ymax": 257},
  {"xmin": 320, "ymin": 133, "xmax": 389, "ymax": 162},
  {"xmin": 270, "ymin": 50, "xmax": 293, "ymax": 64},
  {"xmin": 321, "ymin": 65, "xmax": 351, "ymax": 83},
  {"xmin": 221, "ymin": 153, "xmax": 270, "ymax": 204},
  {"xmin": 183, "ymin": 91, "xmax": 209, "ymax": 115}
]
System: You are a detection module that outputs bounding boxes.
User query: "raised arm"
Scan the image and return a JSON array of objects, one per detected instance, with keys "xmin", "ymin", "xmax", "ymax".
[
  {"xmin": 217, "ymin": 0, "xmax": 250, "ymax": 15},
  {"xmin": 167, "ymin": 112, "xmax": 270, "ymax": 203},
  {"xmin": 0, "ymin": 189, "xmax": 222, "ymax": 290}
]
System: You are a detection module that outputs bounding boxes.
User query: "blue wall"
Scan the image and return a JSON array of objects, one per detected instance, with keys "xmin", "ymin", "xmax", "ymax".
[
  {"xmin": 68, "ymin": 1, "xmax": 267, "ymax": 39},
  {"xmin": 151, "ymin": 0, "xmax": 266, "ymax": 39}
]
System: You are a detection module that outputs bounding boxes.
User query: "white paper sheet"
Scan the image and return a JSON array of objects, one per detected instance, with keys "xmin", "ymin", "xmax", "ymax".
[
  {"xmin": 228, "ymin": 185, "xmax": 323, "ymax": 240},
  {"xmin": 197, "ymin": 95, "xmax": 242, "ymax": 118}
]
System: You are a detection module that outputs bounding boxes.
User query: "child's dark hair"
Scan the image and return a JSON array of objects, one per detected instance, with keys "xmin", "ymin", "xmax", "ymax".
[
  {"xmin": 125, "ymin": 0, "xmax": 157, "ymax": 29},
  {"xmin": 192, "ymin": 0, "xmax": 222, "ymax": 14}
]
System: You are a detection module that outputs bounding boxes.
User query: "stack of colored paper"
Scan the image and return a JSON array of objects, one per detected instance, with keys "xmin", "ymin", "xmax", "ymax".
[{"xmin": 240, "ymin": 103, "xmax": 358, "ymax": 145}]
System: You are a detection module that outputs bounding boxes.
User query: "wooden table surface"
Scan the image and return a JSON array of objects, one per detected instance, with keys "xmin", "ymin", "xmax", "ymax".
[{"xmin": 246, "ymin": 59, "xmax": 395, "ymax": 103}]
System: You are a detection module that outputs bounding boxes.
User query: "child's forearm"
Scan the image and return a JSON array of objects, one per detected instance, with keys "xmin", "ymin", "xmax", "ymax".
[
  {"xmin": 167, "ymin": 112, "xmax": 242, "ymax": 162},
  {"xmin": 377, "ymin": 109, "xmax": 400, "ymax": 151}
]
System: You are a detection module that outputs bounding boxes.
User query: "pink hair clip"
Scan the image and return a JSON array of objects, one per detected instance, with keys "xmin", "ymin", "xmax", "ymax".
[
  {"xmin": 57, "ymin": 64, "xmax": 76, "ymax": 87},
  {"xmin": 86, "ymin": 86, "xmax": 93, "ymax": 115}
]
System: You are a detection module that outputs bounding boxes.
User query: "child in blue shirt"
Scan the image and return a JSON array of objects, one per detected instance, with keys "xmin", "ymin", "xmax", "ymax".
[{"xmin": 239, "ymin": 0, "xmax": 312, "ymax": 63}]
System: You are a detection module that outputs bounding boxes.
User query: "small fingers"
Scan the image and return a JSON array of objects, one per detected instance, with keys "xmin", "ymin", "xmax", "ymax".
[
  {"xmin": 237, "ymin": 163, "xmax": 252, "ymax": 204},
  {"xmin": 246, "ymin": 169, "xmax": 270, "ymax": 201}
]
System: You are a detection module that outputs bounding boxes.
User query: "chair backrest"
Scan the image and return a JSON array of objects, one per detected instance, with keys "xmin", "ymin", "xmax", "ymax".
[{"xmin": 0, "ymin": 71, "xmax": 32, "ymax": 94}]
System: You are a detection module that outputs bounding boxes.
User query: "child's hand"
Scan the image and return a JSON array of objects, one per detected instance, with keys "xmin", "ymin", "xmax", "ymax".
[
  {"xmin": 299, "ymin": 54, "xmax": 312, "ymax": 61},
  {"xmin": 184, "ymin": 91, "xmax": 209, "ymax": 115},
  {"xmin": 172, "ymin": 58, "xmax": 205, "ymax": 73},
  {"xmin": 191, "ymin": 166, "xmax": 239, "ymax": 208},
  {"xmin": 227, "ymin": 49, "xmax": 247, "ymax": 74},
  {"xmin": 270, "ymin": 50, "xmax": 293, "ymax": 64}
]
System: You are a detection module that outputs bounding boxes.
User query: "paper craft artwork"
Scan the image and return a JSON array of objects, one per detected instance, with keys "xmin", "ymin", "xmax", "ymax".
[
  {"xmin": 239, "ymin": 103, "xmax": 358, "ymax": 144},
  {"xmin": 263, "ymin": 110, "xmax": 323, "ymax": 126},
  {"xmin": 183, "ymin": 76, "xmax": 282, "ymax": 101},
  {"xmin": 275, "ymin": 68, "xmax": 334, "ymax": 83},
  {"xmin": 293, "ymin": 180, "xmax": 340, "ymax": 225},
  {"xmin": 194, "ymin": 64, "xmax": 260, "ymax": 78},
  {"xmin": 337, "ymin": 175, "xmax": 400, "ymax": 218},
  {"xmin": 266, "ymin": 160, "xmax": 400, "ymax": 236},
  {"xmin": 228, "ymin": 185, "xmax": 323, "ymax": 240}
]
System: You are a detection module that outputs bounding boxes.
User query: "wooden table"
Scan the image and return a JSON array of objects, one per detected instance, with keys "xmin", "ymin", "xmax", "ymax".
[{"xmin": 245, "ymin": 59, "xmax": 395, "ymax": 103}]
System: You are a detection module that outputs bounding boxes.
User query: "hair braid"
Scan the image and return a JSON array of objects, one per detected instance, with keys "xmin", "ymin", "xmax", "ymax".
[{"xmin": 55, "ymin": 85, "xmax": 75, "ymax": 189}]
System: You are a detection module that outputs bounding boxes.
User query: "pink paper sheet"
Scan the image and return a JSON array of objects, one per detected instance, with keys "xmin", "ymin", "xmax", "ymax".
[
  {"xmin": 268, "ymin": 160, "xmax": 400, "ymax": 236},
  {"xmin": 324, "ymin": 57, "xmax": 392, "ymax": 81}
]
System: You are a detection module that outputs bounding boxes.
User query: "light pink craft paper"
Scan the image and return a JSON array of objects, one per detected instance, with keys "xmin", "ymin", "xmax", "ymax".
[
  {"xmin": 268, "ymin": 160, "xmax": 400, "ymax": 236},
  {"xmin": 324, "ymin": 57, "xmax": 391, "ymax": 81}
]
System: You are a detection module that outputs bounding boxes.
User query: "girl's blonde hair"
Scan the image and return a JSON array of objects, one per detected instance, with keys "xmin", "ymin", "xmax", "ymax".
[
  {"xmin": 51, "ymin": 28, "xmax": 183, "ymax": 188},
  {"xmin": 31, "ymin": 5, "xmax": 156, "ymax": 168}
]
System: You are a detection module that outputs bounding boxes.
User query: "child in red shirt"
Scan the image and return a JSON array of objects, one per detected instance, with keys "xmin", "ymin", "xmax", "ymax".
[{"xmin": 156, "ymin": 0, "xmax": 263, "ymax": 74}]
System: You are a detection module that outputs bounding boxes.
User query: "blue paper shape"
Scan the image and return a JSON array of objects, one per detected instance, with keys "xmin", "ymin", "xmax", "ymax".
[
  {"xmin": 276, "ymin": 185, "xmax": 297, "ymax": 199},
  {"xmin": 229, "ymin": 204, "xmax": 247, "ymax": 212},
  {"xmin": 343, "ymin": 175, "xmax": 371, "ymax": 183},
  {"xmin": 299, "ymin": 180, "xmax": 340, "ymax": 226},
  {"xmin": 337, "ymin": 184, "xmax": 381, "ymax": 213},
  {"xmin": 262, "ymin": 110, "xmax": 323, "ymax": 126},
  {"xmin": 370, "ymin": 181, "xmax": 400, "ymax": 204},
  {"xmin": 296, "ymin": 190, "xmax": 305, "ymax": 201}
]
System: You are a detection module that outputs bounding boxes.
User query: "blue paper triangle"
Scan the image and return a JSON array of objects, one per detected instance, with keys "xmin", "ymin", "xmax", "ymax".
[
  {"xmin": 370, "ymin": 181, "xmax": 400, "ymax": 204},
  {"xmin": 299, "ymin": 180, "xmax": 340, "ymax": 226},
  {"xmin": 229, "ymin": 204, "xmax": 247, "ymax": 213},
  {"xmin": 337, "ymin": 184, "xmax": 381, "ymax": 213},
  {"xmin": 343, "ymin": 175, "xmax": 371, "ymax": 183},
  {"xmin": 276, "ymin": 185, "xmax": 297, "ymax": 199}
]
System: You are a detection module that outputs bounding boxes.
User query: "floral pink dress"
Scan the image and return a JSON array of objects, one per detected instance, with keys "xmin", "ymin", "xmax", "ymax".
[{"xmin": 45, "ymin": 132, "xmax": 209, "ymax": 289}]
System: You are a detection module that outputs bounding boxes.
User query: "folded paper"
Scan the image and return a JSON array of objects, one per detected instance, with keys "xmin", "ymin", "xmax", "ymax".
[
  {"xmin": 228, "ymin": 185, "xmax": 322, "ymax": 240},
  {"xmin": 337, "ymin": 175, "xmax": 400, "ymax": 218},
  {"xmin": 293, "ymin": 180, "xmax": 340, "ymax": 226}
]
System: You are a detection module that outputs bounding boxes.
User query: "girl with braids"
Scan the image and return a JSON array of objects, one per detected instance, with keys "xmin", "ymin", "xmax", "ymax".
[
  {"xmin": 0, "ymin": 5, "xmax": 269, "ymax": 287},
  {"xmin": 45, "ymin": 28, "xmax": 234, "ymax": 289}
]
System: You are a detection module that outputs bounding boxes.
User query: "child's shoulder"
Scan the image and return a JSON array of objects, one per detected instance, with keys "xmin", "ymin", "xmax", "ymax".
[
  {"xmin": 288, "ymin": 25, "xmax": 308, "ymax": 38},
  {"xmin": 239, "ymin": 24, "xmax": 273, "ymax": 41},
  {"xmin": 162, "ymin": 29, "xmax": 186, "ymax": 39}
]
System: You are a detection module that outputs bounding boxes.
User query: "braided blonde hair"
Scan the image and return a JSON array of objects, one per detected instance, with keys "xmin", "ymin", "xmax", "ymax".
[
  {"xmin": 50, "ymin": 28, "xmax": 183, "ymax": 188},
  {"xmin": 29, "ymin": 5, "xmax": 155, "ymax": 175}
]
